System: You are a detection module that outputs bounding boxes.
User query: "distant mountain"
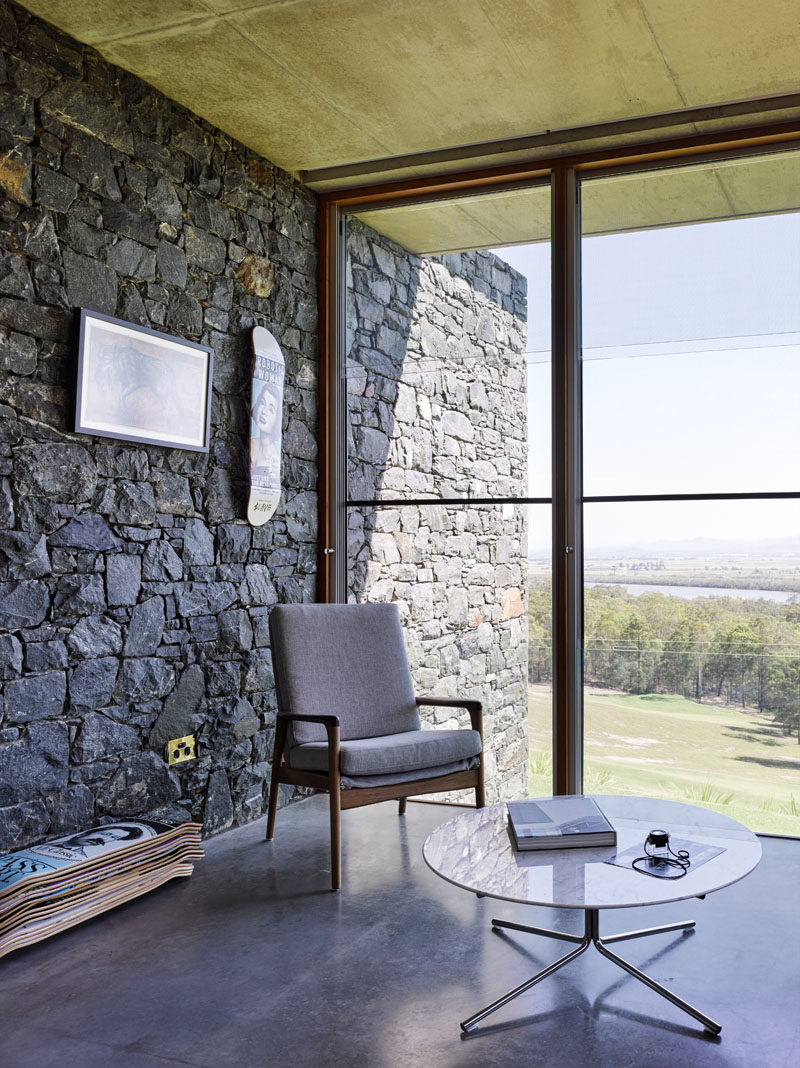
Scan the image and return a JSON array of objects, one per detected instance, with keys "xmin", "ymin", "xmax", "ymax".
[{"xmin": 529, "ymin": 534, "xmax": 800, "ymax": 560}]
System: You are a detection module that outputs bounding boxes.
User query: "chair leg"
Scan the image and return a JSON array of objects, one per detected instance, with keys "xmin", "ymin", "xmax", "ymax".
[
  {"xmin": 265, "ymin": 773, "xmax": 280, "ymax": 840},
  {"xmin": 265, "ymin": 716, "xmax": 289, "ymax": 840},
  {"xmin": 475, "ymin": 759, "xmax": 486, "ymax": 809},
  {"xmin": 330, "ymin": 788, "xmax": 341, "ymax": 891},
  {"xmin": 398, "ymin": 797, "xmax": 407, "ymax": 815}
]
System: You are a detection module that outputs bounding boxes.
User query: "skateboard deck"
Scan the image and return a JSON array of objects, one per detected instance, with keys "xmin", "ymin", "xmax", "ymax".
[{"xmin": 247, "ymin": 325, "xmax": 285, "ymax": 526}]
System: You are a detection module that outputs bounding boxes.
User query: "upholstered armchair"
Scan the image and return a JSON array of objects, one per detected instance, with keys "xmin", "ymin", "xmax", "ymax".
[{"xmin": 265, "ymin": 603, "xmax": 484, "ymax": 890}]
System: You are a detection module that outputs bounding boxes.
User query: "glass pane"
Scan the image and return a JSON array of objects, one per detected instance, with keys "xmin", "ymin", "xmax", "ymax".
[
  {"xmin": 581, "ymin": 151, "xmax": 800, "ymax": 496},
  {"xmin": 347, "ymin": 503, "xmax": 531, "ymax": 803},
  {"xmin": 346, "ymin": 185, "xmax": 549, "ymax": 502},
  {"xmin": 583, "ymin": 499, "xmax": 800, "ymax": 835},
  {"xmin": 527, "ymin": 504, "xmax": 553, "ymax": 794}
]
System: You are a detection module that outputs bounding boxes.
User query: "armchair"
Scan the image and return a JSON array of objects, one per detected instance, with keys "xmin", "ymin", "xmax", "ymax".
[{"xmin": 265, "ymin": 603, "xmax": 484, "ymax": 890}]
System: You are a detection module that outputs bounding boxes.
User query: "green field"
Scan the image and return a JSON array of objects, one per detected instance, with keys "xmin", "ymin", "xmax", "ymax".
[{"xmin": 528, "ymin": 684, "xmax": 800, "ymax": 835}]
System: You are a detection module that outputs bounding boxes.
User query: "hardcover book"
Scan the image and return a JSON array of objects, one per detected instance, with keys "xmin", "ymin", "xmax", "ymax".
[{"xmin": 507, "ymin": 796, "xmax": 616, "ymax": 851}]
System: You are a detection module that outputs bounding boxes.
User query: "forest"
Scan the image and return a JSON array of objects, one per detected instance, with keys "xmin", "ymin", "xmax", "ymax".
[{"xmin": 528, "ymin": 580, "xmax": 800, "ymax": 743}]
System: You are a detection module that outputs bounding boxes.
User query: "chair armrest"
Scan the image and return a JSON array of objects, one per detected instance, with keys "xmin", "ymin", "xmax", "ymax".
[
  {"xmin": 416, "ymin": 696, "xmax": 483, "ymax": 737},
  {"xmin": 276, "ymin": 712, "xmax": 340, "ymax": 728}
]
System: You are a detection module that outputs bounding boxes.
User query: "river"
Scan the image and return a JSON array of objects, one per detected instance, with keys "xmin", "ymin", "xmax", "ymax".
[{"xmin": 583, "ymin": 581, "xmax": 796, "ymax": 603}]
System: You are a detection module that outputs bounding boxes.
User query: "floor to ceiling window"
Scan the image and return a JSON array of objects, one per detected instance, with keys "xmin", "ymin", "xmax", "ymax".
[
  {"xmin": 343, "ymin": 185, "xmax": 551, "ymax": 803},
  {"xmin": 322, "ymin": 129, "xmax": 800, "ymax": 834},
  {"xmin": 580, "ymin": 151, "xmax": 800, "ymax": 833}
]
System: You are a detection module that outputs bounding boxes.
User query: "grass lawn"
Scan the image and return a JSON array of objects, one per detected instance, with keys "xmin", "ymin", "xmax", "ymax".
[{"xmin": 528, "ymin": 684, "xmax": 800, "ymax": 836}]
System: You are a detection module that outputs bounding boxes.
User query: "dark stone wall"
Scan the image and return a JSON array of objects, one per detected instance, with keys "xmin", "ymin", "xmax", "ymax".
[{"xmin": 0, "ymin": 1, "xmax": 318, "ymax": 851}]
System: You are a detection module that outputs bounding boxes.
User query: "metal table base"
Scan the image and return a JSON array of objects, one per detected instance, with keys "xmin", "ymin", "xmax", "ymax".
[{"xmin": 461, "ymin": 909, "xmax": 721, "ymax": 1035}]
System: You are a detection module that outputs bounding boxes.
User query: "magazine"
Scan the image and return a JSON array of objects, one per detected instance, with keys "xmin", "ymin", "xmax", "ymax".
[{"xmin": 507, "ymin": 796, "xmax": 617, "ymax": 851}]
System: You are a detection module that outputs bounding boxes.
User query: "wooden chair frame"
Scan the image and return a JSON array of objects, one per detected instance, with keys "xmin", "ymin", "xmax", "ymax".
[{"xmin": 265, "ymin": 697, "xmax": 485, "ymax": 890}]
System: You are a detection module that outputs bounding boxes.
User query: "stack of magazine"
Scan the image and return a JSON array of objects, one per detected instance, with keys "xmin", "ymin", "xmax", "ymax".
[
  {"xmin": 0, "ymin": 819, "xmax": 203, "ymax": 958},
  {"xmin": 507, "ymin": 796, "xmax": 617, "ymax": 852}
]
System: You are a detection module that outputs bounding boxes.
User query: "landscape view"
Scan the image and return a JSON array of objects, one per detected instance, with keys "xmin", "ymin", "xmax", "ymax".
[{"xmin": 527, "ymin": 543, "xmax": 800, "ymax": 835}]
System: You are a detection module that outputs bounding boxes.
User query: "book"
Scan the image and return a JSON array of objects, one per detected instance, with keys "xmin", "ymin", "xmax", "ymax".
[{"xmin": 507, "ymin": 796, "xmax": 617, "ymax": 851}]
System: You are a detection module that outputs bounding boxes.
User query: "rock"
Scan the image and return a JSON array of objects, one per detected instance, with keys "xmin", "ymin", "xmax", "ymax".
[
  {"xmin": 149, "ymin": 664, "xmax": 205, "ymax": 751},
  {"xmin": 123, "ymin": 596, "xmax": 165, "ymax": 656},
  {"xmin": 35, "ymin": 168, "xmax": 78, "ymax": 213},
  {"xmin": 63, "ymin": 247, "xmax": 118, "ymax": 315},
  {"xmin": 94, "ymin": 446, "xmax": 150, "ymax": 481},
  {"xmin": 74, "ymin": 711, "xmax": 138, "ymax": 761},
  {"xmin": 181, "ymin": 518, "xmax": 214, "ymax": 565},
  {"xmin": 96, "ymin": 751, "xmax": 180, "ymax": 817},
  {"xmin": 185, "ymin": 224, "xmax": 225, "ymax": 273},
  {"xmin": 203, "ymin": 769, "xmax": 233, "ymax": 833},
  {"xmin": 48, "ymin": 784, "xmax": 95, "ymax": 836},
  {"xmin": 142, "ymin": 540, "xmax": 182, "ymax": 582},
  {"xmin": 107, "ymin": 236, "xmax": 156, "ymax": 279},
  {"xmin": 24, "ymin": 639, "xmax": 67, "ymax": 673},
  {"xmin": 241, "ymin": 565, "xmax": 277, "ymax": 606},
  {"xmin": 0, "ymin": 799, "xmax": 50, "ymax": 851},
  {"xmin": 117, "ymin": 658, "xmax": 175, "ymax": 702},
  {"xmin": 235, "ymin": 253, "xmax": 274, "ymax": 298},
  {"xmin": 53, "ymin": 574, "xmax": 106, "ymax": 619},
  {"xmin": 0, "ymin": 580, "xmax": 49, "ymax": 628},
  {"xmin": 102, "ymin": 201, "xmax": 157, "ymax": 246},
  {"xmin": 49, "ymin": 514, "xmax": 121, "ymax": 551},
  {"xmin": 70, "ymin": 657, "xmax": 119, "ymax": 711},
  {"xmin": 41, "ymin": 81, "xmax": 134, "ymax": 154},
  {"xmin": 106, "ymin": 553, "xmax": 142, "ymax": 606},
  {"xmin": 98, "ymin": 481, "xmax": 156, "ymax": 525},
  {"xmin": 148, "ymin": 177, "xmax": 183, "ymax": 227},
  {"xmin": 0, "ymin": 721, "xmax": 69, "ymax": 806},
  {"xmin": 5, "ymin": 671, "xmax": 67, "ymax": 724},
  {"xmin": 0, "ymin": 532, "xmax": 50, "ymax": 578},
  {"xmin": 218, "ymin": 609, "xmax": 253, "ymax": 652},
  {"xmin": 0, "ymin": 327, "xmax": 37, "ymax": 375},
  {"xmin": 243, "ymin": 649, "xmax": 274, "ymax": 693},
  {"xmin": 14, "ymin": 443, "xmax": 97, "ymax": 502},
  {"xmin": 0, "ymin": 634, "xmax": 23, "ymax": 678},
  {"xmin": 174, "ymin": 582, "xmax": 237, "ymax": 617},
  {"xmin": 68, "ymin": 615, "xmax": 124, "ymax": 659},
  {"xmin": 166, "ymin": 290, "xmax": 202, "ymax": 336},
  {"xmin": 217, "ymin": 523, "xmax": 250, "ymax": 563},
  {"xmin": 156, "ymin": 240, "xmax": 187, "ymax": 287}
]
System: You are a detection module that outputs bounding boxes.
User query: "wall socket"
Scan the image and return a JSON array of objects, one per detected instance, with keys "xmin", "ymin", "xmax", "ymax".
[{"xmin": 167, "ymin": 735, "xmax": 197, "ymax": 765}]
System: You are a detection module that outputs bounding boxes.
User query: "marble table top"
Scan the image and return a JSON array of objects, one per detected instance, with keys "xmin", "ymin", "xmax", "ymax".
[{"xmin": 423, "ymin": 795, "xmax": 762, "ymax": 910}]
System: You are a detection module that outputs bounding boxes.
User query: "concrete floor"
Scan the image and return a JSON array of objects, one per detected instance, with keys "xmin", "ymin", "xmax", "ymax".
[{"xmin": 1, "ymin": 796, "xmax": 798, "ymax": 1068}]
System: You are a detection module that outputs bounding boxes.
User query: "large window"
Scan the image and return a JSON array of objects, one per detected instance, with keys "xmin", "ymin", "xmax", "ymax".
[{"xmin": 322, "ymin": 131, "xmax": 800, "ymax": 835}]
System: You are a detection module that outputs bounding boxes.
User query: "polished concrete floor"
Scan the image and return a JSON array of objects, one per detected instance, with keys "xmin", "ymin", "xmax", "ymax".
[{"xmin": 1, "ymin": 795, "xmax": 798, "ymax": 1068}]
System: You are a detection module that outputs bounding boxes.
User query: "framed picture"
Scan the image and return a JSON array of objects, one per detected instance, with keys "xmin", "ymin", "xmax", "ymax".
[{"xmin": 74, "ymin": 309, "xmax": 213, "ymax": 452}]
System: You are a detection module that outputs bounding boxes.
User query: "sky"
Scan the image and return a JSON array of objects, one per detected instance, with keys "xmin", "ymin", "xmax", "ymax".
[{"xmin": 495, "ymin": 211, "xmax": 800, "ymax": 553}]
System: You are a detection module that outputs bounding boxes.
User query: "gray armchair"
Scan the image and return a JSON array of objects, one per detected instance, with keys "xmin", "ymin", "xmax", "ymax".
[{"xmin": 265, "ymin": 603, "xmax": 484, "ymax": 890}]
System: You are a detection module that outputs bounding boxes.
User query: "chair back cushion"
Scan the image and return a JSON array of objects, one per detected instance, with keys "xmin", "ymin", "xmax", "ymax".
[{"xmin": 269, "ymin": 603, "xmax": 421, "ymax": 744}]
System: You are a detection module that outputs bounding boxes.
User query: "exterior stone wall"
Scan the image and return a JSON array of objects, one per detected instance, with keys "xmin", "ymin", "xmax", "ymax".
[
  {"xmin": 0, "ymin": 1, "xmax": 318, "ymax": 852},
  {"xmin": 346, "ymin": 219, "xmax": 529, "ymax": 801}
]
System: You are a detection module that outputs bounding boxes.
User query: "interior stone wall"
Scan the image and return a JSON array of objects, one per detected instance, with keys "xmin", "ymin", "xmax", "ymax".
[
  {"xmin": 0, "ymin": 0, "xmax": 318, "ymax": 852},
  {"xmin": 346, "ymin": 219, "xmax": 529, "ymax": 802}
]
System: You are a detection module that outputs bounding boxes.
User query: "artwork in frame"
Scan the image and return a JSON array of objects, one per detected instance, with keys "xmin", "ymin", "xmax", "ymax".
[{"xmin": 74, "ymin": 309, "xmax": 213, "ymax": 452}]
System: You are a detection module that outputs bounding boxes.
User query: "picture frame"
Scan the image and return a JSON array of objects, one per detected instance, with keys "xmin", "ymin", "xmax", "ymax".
[{"xmin": 74, "ymin": 309, "xmax": 213, "ymax": 452}]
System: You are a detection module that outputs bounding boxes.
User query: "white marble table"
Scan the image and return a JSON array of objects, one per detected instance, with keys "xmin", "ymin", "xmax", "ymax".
[{"xmin": 423, "ymin": 795, "xmax": 761, "ymax": 1035}]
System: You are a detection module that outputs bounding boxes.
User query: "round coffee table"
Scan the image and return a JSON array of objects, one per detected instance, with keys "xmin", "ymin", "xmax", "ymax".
[{"xmin": 423, "ymin": 795, "xmax": 761, "ymax": 1035}]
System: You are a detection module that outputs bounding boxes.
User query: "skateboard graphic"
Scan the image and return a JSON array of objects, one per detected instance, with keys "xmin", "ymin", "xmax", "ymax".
[{"xmin": 247, "ymin": 326, "xmax": 285, "ymax": 526}]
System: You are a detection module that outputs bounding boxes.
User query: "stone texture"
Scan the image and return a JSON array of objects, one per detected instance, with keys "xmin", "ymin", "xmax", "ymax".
[
  {"xmin": 106, "ymin": 553, "xmax": 142, "ymax": 606},
  {"xmin": 149, "ymin": 664, "xmax": 205, "ymax": 752},
  {"xmin": 70, "ymin": 657, "xmax": 119, "ymax": 711},
  {"xmin": 123, "ymin": 596, "xmax": 165, "ymax": 656},
  {"xmin": 0, "ymin": 0, "xmax": 318, "ymax": 853},
  {"xmin": 4, "ymin": 670, "xmax": 67, "ymax": 723},
  {"xmin": 96, "ymin": 751, "xmax": 180, "ymax": 817},
  {"xmin": 346, "ymin": 220, "xmax": 529, "ymax": 803},
  {"xmin": 74, "ymin": 711, "xmax": 138, "ymax": 761}
]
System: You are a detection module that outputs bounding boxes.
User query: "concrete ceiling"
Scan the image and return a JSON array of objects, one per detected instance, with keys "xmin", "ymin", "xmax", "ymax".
[{"xmin": 19, "ymin": 0, "xmax": 800, "ymax": 251}]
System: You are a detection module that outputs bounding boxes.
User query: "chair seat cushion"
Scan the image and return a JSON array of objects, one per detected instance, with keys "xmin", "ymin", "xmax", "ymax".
[{"xmin": 288, "ymin": 728, "xmax": 482, "ymax": 778}]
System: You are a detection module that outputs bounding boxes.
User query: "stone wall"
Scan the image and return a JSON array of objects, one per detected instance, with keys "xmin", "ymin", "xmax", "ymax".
[
  {"xmin": 0, "ymin": 1, "xmax": 318, "ymax": 852},
  {"xmin": 346, "ymin": 219, "xmax": 529, "ymax": 801}
]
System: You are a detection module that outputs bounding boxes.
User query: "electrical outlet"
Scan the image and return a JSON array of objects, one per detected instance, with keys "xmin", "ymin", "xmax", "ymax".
[{"xmin": 167, "ymin": 735, "xmax": 196, "ymax": 765}]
